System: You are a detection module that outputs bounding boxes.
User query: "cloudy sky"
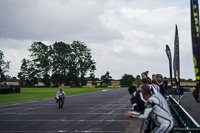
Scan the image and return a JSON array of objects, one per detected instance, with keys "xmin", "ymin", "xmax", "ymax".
[{"xmin": 0, "ymin": 0, "xmax": 195, "ymax": 80}]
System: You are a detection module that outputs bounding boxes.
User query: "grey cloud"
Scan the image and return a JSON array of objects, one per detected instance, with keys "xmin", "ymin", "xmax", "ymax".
[
  {"xmin": 0, "ymin": 0, "xmax": 123, "ymax": 42},
  {"xmin": 0, "ymin": 0, "xmax": 195, "ymax": 80},
  {"xmin": 0, "ymin": 39, "xmax": 32, "ymax": 50}
]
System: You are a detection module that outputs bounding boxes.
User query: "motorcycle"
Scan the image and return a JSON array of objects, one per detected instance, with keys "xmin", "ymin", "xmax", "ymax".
[{"xmin": 56, "ymin": 95, "xmax": 65, "ymax": 108}]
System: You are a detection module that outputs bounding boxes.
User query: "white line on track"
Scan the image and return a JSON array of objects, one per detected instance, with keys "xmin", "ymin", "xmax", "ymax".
[
  {"xmin": 0, "ymin": 107, "xmax": 128, "ymax": 110},
  {"xmin": 0, "ymin": 103, "xmax": 128, "ymax": 105},
  {"xmin": 0, "ymin": 119, "xmax": 128, "ymax": 122},
  {"xmin": 0, "ymin": 131, "xmax": 124, "ymax": 133},
  {"xmin": 0, "ymin": 98, "xmax": 53, "ymax": 107},
  {"xmin": 2, "ymin": 113, "xmax": 124, "ymax": 115},
  {"xmin": 101, "ymin": 89, "xmax": 111, "ymax": 91}
]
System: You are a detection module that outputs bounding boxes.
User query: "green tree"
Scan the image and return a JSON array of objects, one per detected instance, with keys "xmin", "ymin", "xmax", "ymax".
[
  {"xmin": 6, "ymin": 76, "xmax": 18, "ymax": 82},
  {"xmin": 18, "ymin": 41, "xmax": 96, "ymax": 87},
  {"xmin": 134, "ymin": 75, "xmax": 141, "ymax": 87},
  {"xmin": 101, "ymin": 71, "xmax": 112, "ymax": 85},
  {"xmin": 29, "ymin": 42, "xmax": 51, "ymax": 86},
  {"xmin": 49, "ymin": 42, "xmax": 72, "ymax": 85},
  {"xmin": 120, "ymin": 74, "xmax": 135, "ymax": 86},
  {"xmin": 67, "ymin": 66, "xmax": 80, "ymax": 86},
  {"xmin": 4, "ymin": 75, "xmax": 12, "ymax": 82},
  {"xmin": 0, "ymin": 50, "xmax": 10, "ymax": 82},
  {"xmin": 187, "ymin": 78, "xmax": 193, "ymax": 82},
  {"xmin": 49, "ymin": 41, "xmax": 95, "ymax": 86},
  {"xmin": 40, "ymin": 74, "xmax": 51, "ymax": 87},
  {"xmin": 70, "ymin": 41, "xmax": 95, "ymax": 85},
  {"xmin": 180, "ymin": 78, "xmax": 186, "ymax": 82},
  {"xmin": 90, "ymin": 65, "xmax": 97, "ymax": 86},
  {"xmin": 51, "ymin": 73, "xmax": 62, "ymax": 87},
  {"xmin": 18, "ymin": 59, "xmax": 40, "ymax": 86}
]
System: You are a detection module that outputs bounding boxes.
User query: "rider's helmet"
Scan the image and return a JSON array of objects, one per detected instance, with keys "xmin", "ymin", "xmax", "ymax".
[{"xmin": 60, "ymin": 88, "xmax": 63, "ymax": 92}]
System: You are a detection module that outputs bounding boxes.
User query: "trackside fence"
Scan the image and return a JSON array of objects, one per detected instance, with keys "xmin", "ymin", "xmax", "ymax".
[{"xmin": 168, "ymin": 95, "xmax": 200, "ymax": 133}]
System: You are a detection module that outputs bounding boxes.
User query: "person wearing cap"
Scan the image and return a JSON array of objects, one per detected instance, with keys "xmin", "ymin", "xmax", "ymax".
[
  {"xmin": 141, "ymin": 71, "xmax": 152, "ymax": 84},
  {"xmin": 55, "ymin": 88, "xmax": 66, "ymax": 103}
]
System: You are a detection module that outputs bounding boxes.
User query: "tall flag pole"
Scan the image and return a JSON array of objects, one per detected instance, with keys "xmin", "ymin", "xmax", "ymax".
[
  {"xmin": 191, "ymin": 0, "xmax": 200, "ymax": 102},
  {"xmin": 165, "ymin": 45, "xmax": 173, "ymax": 89},
  {"xmin": 173, "ymin": 24, "xmax": 180, "ymax": 94}
]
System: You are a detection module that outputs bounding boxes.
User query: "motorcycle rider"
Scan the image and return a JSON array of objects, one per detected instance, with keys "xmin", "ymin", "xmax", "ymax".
[{"xmin": 56, "ymin": 88, "xmax": 66, "ymax": 103}]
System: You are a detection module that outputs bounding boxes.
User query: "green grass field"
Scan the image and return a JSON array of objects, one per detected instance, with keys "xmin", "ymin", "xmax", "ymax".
[{"xmin": 0, "ymin": 87, "xmax": 119, "ymax": 106}]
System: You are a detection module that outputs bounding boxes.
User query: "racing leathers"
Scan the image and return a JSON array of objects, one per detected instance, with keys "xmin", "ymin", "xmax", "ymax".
[
  {"xmin": 149, "ymin": 84, "xmax": 160, "ymax": 94},
  {"xmin": 56, "ymin": 90, "xmax": 66, "ymax": 100},
  {"xmin": 131, "ymin": 90, "xmax": 146, "ymax": 112},
  {"xmin": 130, "ymin": 93, "xmax": 174, "ymax": 133}
]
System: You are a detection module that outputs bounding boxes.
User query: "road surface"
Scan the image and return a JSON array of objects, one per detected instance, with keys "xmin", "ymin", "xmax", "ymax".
[{"xmin": 0, "ymin": 88, "xmax": 144, "ymax": 133}]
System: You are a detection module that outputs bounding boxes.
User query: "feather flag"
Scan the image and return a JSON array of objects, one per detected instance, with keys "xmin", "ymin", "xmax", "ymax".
[
  {"xmin": 165, "ymin": 45, "xmax": 173, "ymax": 89},
  {"xmin": 191, "ymin": 0, "xmax": 200, "ymax": 102},
  {"xmin": 173, "ymin": 24, "xmax": 180, "ymax": 94}
]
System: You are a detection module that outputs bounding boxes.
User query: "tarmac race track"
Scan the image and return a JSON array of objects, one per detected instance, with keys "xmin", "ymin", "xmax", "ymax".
[
  {"xmin": 180, "ymin": 92, "xmax": 200, "ymax": 124},
  {"xmin": 0, "ymin": 88, "xmax": 132, "ymax": 133}
]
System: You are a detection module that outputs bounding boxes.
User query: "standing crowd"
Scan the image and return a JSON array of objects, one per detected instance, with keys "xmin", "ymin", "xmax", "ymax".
[{"xmin": 125, "ymin": 71, "xmax": 173, "ymax": 133}]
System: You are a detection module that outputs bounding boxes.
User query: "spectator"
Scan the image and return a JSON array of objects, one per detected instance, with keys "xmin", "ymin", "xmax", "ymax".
[
  {"xmin": 125, "ymin": 84, "xmax": 174, "ymax": 133},
  {"xmin": 151, "ymin": 79, "xmax": 160, "ymax": 93},
  {"xmin": 152, "ymin": 74, "xmax": 156, "ymax": 80},
  {"xmin": 157, "ymin": 78, "xmax": 165, "ymax": 96},
  {"xmin": 141, "ymin": 78, "xmax": 148, "ymax": 85},
  {"xmin": 7, "ymin": 83, "xmax": 9, "ymax": 88},
  {"xmin": 141, "ymin": 71, "xmax": 151, "ymax": 84},
  {"xmin": 142, "ymin": 78, "xmax": 158, "ymax": 95},
  {"xmin": 163, "ymin": 77, "xmax": 169, "ymax": 91},
  {"xmin": 128, "ymin": 85, "xmax": 146, "ymax": 112}
]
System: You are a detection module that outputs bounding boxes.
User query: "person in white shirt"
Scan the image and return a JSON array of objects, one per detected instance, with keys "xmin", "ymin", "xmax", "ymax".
[
  {"xmin": 150, "ymin": 79, "xmax": 160, "ymax": 93},
  {"xmin": 142, "ymin": 78, "xmax": 158, "ymax": 95}
]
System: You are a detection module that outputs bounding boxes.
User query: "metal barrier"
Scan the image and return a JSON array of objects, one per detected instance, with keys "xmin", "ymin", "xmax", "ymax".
[{"xmin": 168, "ymin": 95, "xmax": 200, "ymax": 133}]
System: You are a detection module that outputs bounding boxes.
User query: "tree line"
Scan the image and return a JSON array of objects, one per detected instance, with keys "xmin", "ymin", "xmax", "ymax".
[
  {"xmin": 18, "ymin": 41, "xmax": 96, "ymax": 87},
  {"xmin": 0, "ymin": 41, "xmax": 114, "ymax": 87},
  {"xmin": 0, "ymin": 40, "xmax": 196, "ymax": 87}
]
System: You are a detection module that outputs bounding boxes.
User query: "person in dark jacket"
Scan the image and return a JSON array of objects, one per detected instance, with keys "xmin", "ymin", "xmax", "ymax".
[
  {"xmin": 157, "ymin": 78, "xmax": 165, "ymax": 96},
  {"xmin": 128, "ymin": 85, "xmax": 146, "ymax": 113},
  {"xmin": 163, "ymin": 77, "xmax": 168, "ymax": 91}
]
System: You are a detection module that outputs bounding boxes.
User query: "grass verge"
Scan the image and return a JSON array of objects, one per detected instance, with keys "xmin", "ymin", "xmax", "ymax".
[{"xmin": 0, "ymin": 87, "xmax": 119, "ymax": 106}]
